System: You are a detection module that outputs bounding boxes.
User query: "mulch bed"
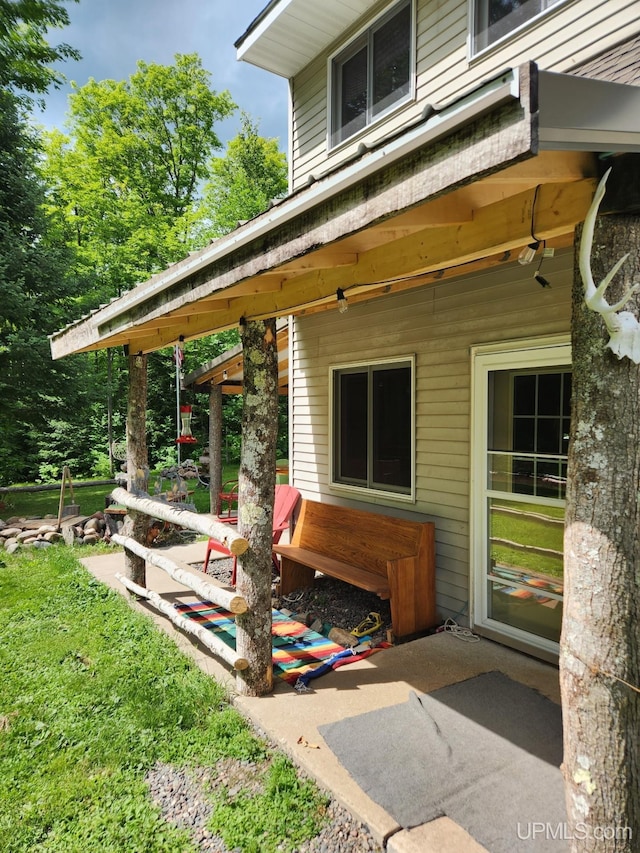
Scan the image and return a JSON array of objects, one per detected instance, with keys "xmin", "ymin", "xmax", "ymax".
[{"xmin": 200, "ymin": 556, "xmax": 392, "ymax": 645}]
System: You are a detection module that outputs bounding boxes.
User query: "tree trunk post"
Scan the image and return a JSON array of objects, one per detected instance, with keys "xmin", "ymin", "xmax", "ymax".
[
  {"xmin": 235, "ymin": 318, "xmax": 279, "ymax": 697},
  {"xmin": 209, "ymin": 383, "xmax": 223, "ymax": 514},
  {"xmin": 561, "ymin": 214, "xmax": 640, "ymax": 850},
  {"xmin": 123, "ymin": 351, "xmax": 149, "ymax": 587}
]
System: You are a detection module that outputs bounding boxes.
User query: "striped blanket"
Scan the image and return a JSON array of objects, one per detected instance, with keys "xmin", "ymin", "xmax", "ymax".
[{"xmin": 174, "ymin": 600, "xmax": 347, "ymax": 687}]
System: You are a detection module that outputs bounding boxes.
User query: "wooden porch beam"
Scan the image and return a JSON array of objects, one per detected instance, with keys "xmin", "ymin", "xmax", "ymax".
[
  {"xmin": 93, "ymin": 178, "xmax": 595, "ymax": 352},
  {"xmin": 276, "ymin": 251, "xmax": 358, "ymax": 271},
  {"xmin": 230, "ymin": 178, "xmax": 596, "ymax": 324}
]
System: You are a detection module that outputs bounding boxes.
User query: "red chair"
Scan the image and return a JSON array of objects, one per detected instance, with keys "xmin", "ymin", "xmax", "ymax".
[
  {"xmin": 204, "ymin": 484, "xmax": 300, "ymax": 585},
  {"xmin": 216, "ymin": 478, "xmax": 239, "ymax": 522}
]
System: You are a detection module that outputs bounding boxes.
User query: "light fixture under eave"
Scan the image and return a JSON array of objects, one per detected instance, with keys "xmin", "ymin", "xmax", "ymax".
[
  {"xmin": 518, "ymin": 241, "xmax": 540, "ymax": 265},
  {"xmin": 336, "ymin": 288, "xmax": 348, "ymax": 313},
  {"xmin": 534, "ymin": 271, "xmax": 551, "ymax": 288}
]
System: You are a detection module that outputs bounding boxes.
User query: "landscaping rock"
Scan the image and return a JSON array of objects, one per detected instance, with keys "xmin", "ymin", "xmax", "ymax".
[
  {"xmin": 16, "ymin": 530, "xmax": 36, "ymax": 542},
  {"xmin": 146, "ymin": 759, "xmax": 382, "ymax": 853},
  {"xmin": 43, "ymin": 531, "xmax": 63, "ymax": 543}
]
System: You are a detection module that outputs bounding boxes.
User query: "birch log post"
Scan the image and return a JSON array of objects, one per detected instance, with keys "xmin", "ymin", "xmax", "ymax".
[
  {"xmin": 111, "ymin": 533, "xmax": 247, "ymax": 614},
  {"xmin": 115, "ymin": 573, "xmax": 249, "ymax": 671},
  {"xmin": 124, "ymin": 351, "xmax": 149, "ymax": 585},
  {"xmin": 109, "ymin": 486, "xmax": 249, "ymax": 556},
  {"xmin": 235, "ymin": 318, "xmax": 279, "ymax": 697}
]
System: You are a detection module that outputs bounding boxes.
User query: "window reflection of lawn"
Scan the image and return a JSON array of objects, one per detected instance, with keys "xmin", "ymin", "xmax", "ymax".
[{"xmin": 490, "ymin": 499, "xmax": 564, "ymax": 581}]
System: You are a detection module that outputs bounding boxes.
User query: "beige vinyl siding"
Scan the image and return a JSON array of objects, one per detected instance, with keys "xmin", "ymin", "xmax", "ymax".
[
  {"xmin": 290, "ymin": 0, "xmax": 640, "ymax": 190},
  {"xmin": 289, "ymin": 248, "xmax": 574, "ymax": 622}
]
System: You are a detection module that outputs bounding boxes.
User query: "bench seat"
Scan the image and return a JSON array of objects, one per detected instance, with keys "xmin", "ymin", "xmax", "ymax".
[
  {"xmin": 273, "ymin": 499, "xmax": 437, "ymax": 639},
  {"xmin": 275, "ymin": 545, "xmax": 391, "ymax": 598}
]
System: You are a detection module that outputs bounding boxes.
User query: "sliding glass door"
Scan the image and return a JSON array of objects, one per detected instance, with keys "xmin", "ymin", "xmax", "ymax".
[{"xmin": 472, "ymin": 340, "xmax": 570, "ymax": 657}]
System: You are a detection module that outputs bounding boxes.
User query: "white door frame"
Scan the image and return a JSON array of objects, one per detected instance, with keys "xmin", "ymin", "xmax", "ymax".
[{"xmin": 470, "ymin": 335, "xmax": 571, "ymax": 660}]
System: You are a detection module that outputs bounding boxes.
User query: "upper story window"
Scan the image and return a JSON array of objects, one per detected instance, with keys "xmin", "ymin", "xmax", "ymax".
[
  {"xmin": 330, "ymin": 0, "xmax": 413, "ymax": 149},
  {"xmin": 473, "ymin": 0, "xmax": 564, "ymax": 55}
]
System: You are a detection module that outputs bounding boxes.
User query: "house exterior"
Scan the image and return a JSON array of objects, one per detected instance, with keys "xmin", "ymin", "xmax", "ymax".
[{"xmin": 50, "ymin": 0, "xmax": 640, "ymax": 663}]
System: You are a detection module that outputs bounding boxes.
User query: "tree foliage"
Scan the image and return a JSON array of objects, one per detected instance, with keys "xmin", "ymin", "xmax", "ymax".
[
  {"xmin": 43, "ymin": 53, "xmax": 236, "ymax": 305},
  {"xmin": 0, "ymin": 0, "xmax": 80, "ymax": 99},
  {"xmin": 199, "ymin": 112, "xmax": 288, "ymax": 239},
  {"xmin": 31, "ymin": 57, "xmax": 289, "ymax": 480},
  {"xmin": 0, "ymin": 89, "xmax": 92, "ymax": 484}
]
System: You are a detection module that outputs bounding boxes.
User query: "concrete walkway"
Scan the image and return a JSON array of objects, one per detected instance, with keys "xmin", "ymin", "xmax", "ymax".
[{"xmin": 81, "ymin": 540, "xmax": 561, "ymax": 853}]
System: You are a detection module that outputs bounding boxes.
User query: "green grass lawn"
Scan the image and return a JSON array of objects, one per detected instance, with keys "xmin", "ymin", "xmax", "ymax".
[
  {"xmin": 0, "ymin": 466, "xmax": 241, "ymax": 521},
  {"xmin": 0, "ymin": 482, "xmax": 117, "ymax": 520},
  {"xmin": 0, "ymin": 546, "xmax": 327, "ymax": 852}
]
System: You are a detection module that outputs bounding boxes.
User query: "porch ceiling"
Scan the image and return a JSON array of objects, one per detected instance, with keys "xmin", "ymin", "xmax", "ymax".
[
  {"xmin": 49, "ymin": 64, "xmax": 640, "ymax": 361},
  {"xmin": 183, "ymin": 321, "xmax": 289, "ymax": 395}
]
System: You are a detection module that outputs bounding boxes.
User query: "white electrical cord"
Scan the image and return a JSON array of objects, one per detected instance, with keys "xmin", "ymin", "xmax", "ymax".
[{"xmin": 443, "ymin": 618, "xmax": 480, "ymax": 643}]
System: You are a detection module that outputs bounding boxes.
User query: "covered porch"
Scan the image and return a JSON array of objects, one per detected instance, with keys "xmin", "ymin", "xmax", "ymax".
[
  {"xmin": 81, "ymin": 537, "xmax": 561, "ymax": 853},
  {"xmin": 48, "ymin": 62, "xmax": 640, "ymax": 688}
]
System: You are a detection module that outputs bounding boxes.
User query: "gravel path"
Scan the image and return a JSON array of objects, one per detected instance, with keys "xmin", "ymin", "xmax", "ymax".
[
  {"xmin": 146, "ymin": 759, "xmax": 383, "ymax": 852},
  {"xmin": 145, "ymin": 558, "xmax": 389, "ymax": 851}
]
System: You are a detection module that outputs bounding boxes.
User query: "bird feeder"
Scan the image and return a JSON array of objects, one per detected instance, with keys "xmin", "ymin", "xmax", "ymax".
[{"xmin": 176, "ymin": 404, "xmax": 197, "ymax": 445}]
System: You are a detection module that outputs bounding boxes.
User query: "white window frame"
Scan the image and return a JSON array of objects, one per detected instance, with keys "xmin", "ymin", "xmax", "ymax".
[
  {"xmin": 327, "ymin": 0, "xmax": 416, "ymax": 151},
  {"xmin": 470, "ymin": 335, "xmax": 570, "ymax": 660},
  {"xmin": 329, "ymin": 354, "xmax": 416, "ymax": 502},
  {"xmin": 470, "ymin": 0, "xmax": 569, "ymax": 58}
]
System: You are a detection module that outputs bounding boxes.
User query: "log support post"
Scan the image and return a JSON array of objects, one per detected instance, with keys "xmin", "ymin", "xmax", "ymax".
[
  {"xmin": 235, "ymin": 318, "xmax": 279, "ymax": 697},
  {"xmin": 209, "ymin": 383, "xmax": 223, "ymax": 514},
  {"xmin": 561, "ymin": 210, "xmax": 640, "ymax": 849},
  {"xmin": 123, "ymin": 351, "xmax": 149, "ymax": 587}
]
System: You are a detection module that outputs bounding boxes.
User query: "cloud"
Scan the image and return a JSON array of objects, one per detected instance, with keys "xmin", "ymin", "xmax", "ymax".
[{"xmin": 35, "ymin": 0, "xmax": 288, "ymax": 147}]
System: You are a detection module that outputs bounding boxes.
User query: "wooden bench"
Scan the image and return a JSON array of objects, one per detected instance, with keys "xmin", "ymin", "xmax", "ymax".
[{"xmin": 273, "ymin": 499, "xmax": 437, "ymax": 639}]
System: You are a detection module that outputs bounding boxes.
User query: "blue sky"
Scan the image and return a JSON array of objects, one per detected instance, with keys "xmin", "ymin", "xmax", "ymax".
[{"xmin": 35, "ymin": 0, "xmax": 289, "ymax": 151}]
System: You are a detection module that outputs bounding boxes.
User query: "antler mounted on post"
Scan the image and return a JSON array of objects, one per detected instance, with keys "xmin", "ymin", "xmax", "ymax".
[{"xmin": 580, "ymin": 167, "xmax": 640, "ymax": 363}]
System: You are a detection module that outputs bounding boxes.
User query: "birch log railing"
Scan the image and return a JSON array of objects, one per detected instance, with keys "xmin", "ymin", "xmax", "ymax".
[
  {"xmin": 109, "ymin": 486, "xmax": 250, "ymax": 671},
  {"xmin": 110, "ymin": 487, "xmax": 248, "ymax": 555},
  {"xmin": 115, "ymin": 573, "xmax": 249, "ymax": 671}
]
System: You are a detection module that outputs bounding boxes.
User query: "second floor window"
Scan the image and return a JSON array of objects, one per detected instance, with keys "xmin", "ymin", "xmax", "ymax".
[
  {"xmin": 473, "ymin": 0, "xmax": 564, "ymax": 54},
  {"xmin": 330, "ymin": 0, "xmax": 413, "ymax": 148}
]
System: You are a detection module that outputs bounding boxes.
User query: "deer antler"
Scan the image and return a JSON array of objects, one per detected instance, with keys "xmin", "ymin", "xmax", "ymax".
[{"xmin": 580, "ymin": 168, "xmax": 640, "ymax": 362}]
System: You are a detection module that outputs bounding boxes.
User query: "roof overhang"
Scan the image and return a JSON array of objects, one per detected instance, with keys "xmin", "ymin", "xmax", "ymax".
[
  {"xmin": 235, "ymin": 0, "xmax": 373, "ymax": 78},
  {"xmin": 538, "ymin": 71, "xmax": 640, "ymax": 152},
  {"xmin": 184, "ymin": 320, "xmax": 289, "ymax": 395},
  {"xmin": 49, "ymin": 64, "xmax": 640, "ymax": 361}
]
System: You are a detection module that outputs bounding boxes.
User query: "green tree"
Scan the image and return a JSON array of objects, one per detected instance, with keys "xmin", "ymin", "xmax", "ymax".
[
  {"xmin": 43, "ymin": 53, "xmax": 236, "ymax": 303},
  {"xmin": 0, "ymin": 90, "xmax": 91, "ymax": 484},
  {"xmin": 41, "ymin": 55, "xmax": 238, "ymax": 471},
  {"xmin": 198, "ymin": 113, "xmax": 288, "ymax": 239},
  {"xmin": 0, "ymin": 0, "xmax": 79, "ymax": 99}
]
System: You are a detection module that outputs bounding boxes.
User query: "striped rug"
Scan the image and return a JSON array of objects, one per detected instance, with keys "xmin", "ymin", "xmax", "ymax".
[{"xmin": 174, "ymin": 600, "xmax": 346, "ymax": 687}]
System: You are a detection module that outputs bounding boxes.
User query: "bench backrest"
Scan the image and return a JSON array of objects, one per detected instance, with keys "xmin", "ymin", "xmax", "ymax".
[{"xmin": 291, "ymin": 499, "xmax": 429, "ymax": 578}]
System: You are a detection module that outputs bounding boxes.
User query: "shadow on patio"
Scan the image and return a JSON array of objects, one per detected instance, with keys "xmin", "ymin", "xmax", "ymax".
[{"xmin": 81, "ymin": 539, "xmax": 563, "ymax": 853}]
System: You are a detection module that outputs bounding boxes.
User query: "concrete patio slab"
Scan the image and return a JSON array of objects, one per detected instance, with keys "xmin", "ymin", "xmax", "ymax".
[{"xmin": 80, "ymin": 540, "xmax": 561, "ymax": 852}]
